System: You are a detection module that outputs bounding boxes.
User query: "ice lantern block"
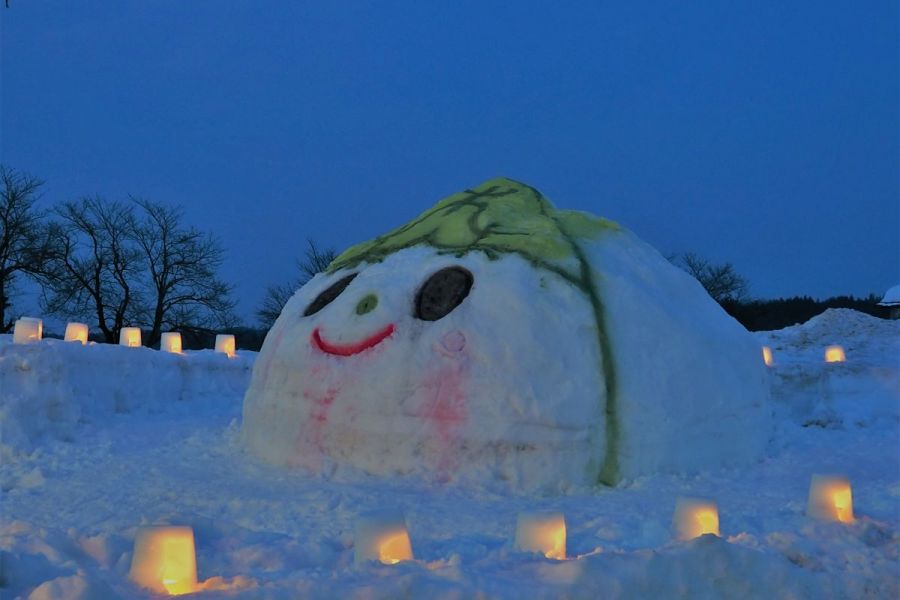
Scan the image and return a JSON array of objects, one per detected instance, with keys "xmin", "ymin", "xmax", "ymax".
[
  {"xmin": 215, "ymin": 334, "xmax": 235, "ymax": 357},
  {"xmin": 120, "ymin": 327, "xmax": 141, "ymax": 347},
  {"xmin": 514, "ymin": 511, "xmax": 566, "ymax": 560},
  {"xmin": 13, "ymin": 317, "xmax": 42, "ymax": 344},
  {"xmin": 129, "ymin": 526, "xmax": 198, "ymax": 596},
  {"xmin": 824, "ymin": 345, "xmax": 846, "ymax": 363},
  {"xmin": 762, "ymin": 346, "xmax": 774, "ymax": 367},
  {"xmin": 64, "ymin": 322, "xmax": 89, "ymax": 344},
  {"xmin": 354, "ymin": 511, "xmax": 414, "ymax": 565},
  {"xmin": 161, "ymin": 332, "xmax": 182, "ymax": 354},
  {"xmin": 673, "ymin": 497, "xmax": 720, "ymax": 540},
  {"xmin": 807, "ymin": 474, "xmax": 854, "ymax": 523}
]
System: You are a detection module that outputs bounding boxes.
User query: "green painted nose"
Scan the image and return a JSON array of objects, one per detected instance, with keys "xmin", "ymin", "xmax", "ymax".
[{"xmin": 355, "ymin": 294, "xmax": 378, "ymax": 315}]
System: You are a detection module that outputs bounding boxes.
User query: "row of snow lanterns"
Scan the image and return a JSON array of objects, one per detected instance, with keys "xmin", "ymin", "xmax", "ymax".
[
  {"xmin": 130, "ymin": 474, "xmax": 856, "ymax": 596},
  {"xmin": 11, "ymin": 317, "xmax": 236, "ymax": 357},
  {"xmin": 761, "ymin": 344, "xmax": 846, "ymax": 367}
]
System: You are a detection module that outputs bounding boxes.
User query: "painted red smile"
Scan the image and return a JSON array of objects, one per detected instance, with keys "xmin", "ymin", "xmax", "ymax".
[{"xmin": 312, "ymin": 324, "xmax": 396, "ymax": 356}]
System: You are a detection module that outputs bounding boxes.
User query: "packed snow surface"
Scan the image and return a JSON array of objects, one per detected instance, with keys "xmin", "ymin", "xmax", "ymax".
[
  {"xmin": 2, "ymin": 312, "xmax": 898, "ymax": 597},
  {"xmin": 243, "ymin": 178, "xmax": 769, "ymax": 489}
]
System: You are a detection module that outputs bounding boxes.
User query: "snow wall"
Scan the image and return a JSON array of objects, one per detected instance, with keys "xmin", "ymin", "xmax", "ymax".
[
  {"xmin": 0, "ymin": 337, "xmax": 253, "ymax": 457},
  {"xmin": 242, "ymin": 178, "xmax": 770, "ymax": 489}
]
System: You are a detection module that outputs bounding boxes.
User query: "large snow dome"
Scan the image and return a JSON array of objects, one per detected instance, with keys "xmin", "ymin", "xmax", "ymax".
[{"xmin": 242, "ymin": 178, "xmax": 769, "ymax": 489}]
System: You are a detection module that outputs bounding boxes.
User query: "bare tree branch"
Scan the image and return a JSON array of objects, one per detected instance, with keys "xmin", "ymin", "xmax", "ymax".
[
  {"xmin": 671, "ymin": 252, "xmax": 749, "ymax": 304},
  {"xmin": 0, "ymin": 165, "xmax": 51, "ymax": 331},
  {"xmin": 256, "ymin": 239, "xmax": 335, "ymax": 329}
]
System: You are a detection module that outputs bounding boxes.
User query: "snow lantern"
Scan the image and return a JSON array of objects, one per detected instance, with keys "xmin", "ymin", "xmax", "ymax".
[
  {"xmin": 353, "ymin": 511, "xmax": 414, "ymax": 564},
  {"xmin": 514, "ymin": 511, "xmax": 566, "ymax": 559},
  {"xmin": 12, "ymin": 317, "xmax": 42, "ymax": 344},
  {"xmin": 161, "ymin": 332, "xmax": 183, "ymax": 354},
  {"xmin": 129, "ymin": 526, "xmax": 198, "ymax": 595},
  {"xmin": 120, "ymin": 327, "xmax": 142, "ymax": 347},
  {"xmin": 673, "ymin": 497, "xmax": 720, "ymax": 540},
  {"xmin": 762, "ymin": 346, "xmax": 774, "ymax": 367},
  {"xmin": 806, "ymin": 474, "xmax": 854, "ymax": 523},
  {"xmin": 242, "ymin": 178, "xmax": 770, "ymax": 489},
  {"xmin": 64, "ymin": 322, "xmax": 89, "ymax": 344},
  {"xmin": 215, "ymin": 334, "xmax": 236, "ymax": 357},
  {"xmin": 824, "ymin": 345, "xmax": 846, "ymax": 363}
]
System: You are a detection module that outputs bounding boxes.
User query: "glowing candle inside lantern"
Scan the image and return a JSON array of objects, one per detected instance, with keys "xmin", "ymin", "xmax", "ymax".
[
  {"xmin": 120, "ymin": 327, "xmax": 142, "ymax": 347},
  {"xmin": 215, "ymin": 334, "xmax": 236, "ymax": 358},
  {"xmin": 514, "ymin": 511, "xmax": 566, "ymax": 560},
  {"xmin": 354, "ymin": 511, "xmax": 414, "ymax": 565},
  {"xmin": 161, "ymin": 332, "xmax": 183, "ymax": 354},
  {"xmin": 12, "ymin": 317, "xmax": 43, "ymax": 344},
  {"xmin": 824, "ymin": 345, "xmax": 846, "ymax": 363},
  {"xmin": 129, "ymin": 526, "xmax": 198, "ymax": 596},
  {"xmin": 64, "ymin": 322, "xmax": 89, "ymax": 344},
  {"xmin": 673, "ymin": 497, "xmax": 720, "ymax": 540},
  {"xmin": 762, "ymin": 346, "xmax": 774, "ymax": 367},
  {"xmin": 807, "ymin": 474, "xmax": 854, "ymax": 523}
]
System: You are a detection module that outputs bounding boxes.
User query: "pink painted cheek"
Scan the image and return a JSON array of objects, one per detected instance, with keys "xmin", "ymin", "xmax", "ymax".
[{"xmin": 436, "ymin": 330, "xmax": 466, "ymax": 356}]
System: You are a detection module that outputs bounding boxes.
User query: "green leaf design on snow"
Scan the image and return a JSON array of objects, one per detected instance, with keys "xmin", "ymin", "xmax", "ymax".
[
  {"xmin": 329, "ymin": 178, "xmax": 618, "ymax": 277},
  {"xmin": 328, "ymin": 177, "xmax": 623, "ymax": 486}
]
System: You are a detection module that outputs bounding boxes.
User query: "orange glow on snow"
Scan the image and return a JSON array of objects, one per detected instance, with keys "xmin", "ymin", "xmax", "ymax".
[
  {"xmin": 824, "ymin": 345, "xmax": 846, "ymax": 363},
  {"xmin": 129, "ymin": 526, "xmax": 198, "ymax": 595},
  {"xmin": 673, "ymin": 498, "xmax": 720, "ymax": 540}
]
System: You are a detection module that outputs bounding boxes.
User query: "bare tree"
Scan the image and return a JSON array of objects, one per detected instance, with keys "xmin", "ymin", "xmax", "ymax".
[
  {"xmin": 0, "ymin": 166, "xmax": 55, "ymax": 331},
  {"xmin": 257, "ymin": 239, "xmax": 335, "ymax": 329},
  {"xmin": 40, "ymin": 197, "xmax": 142, "ymax": 343},
  {"xmin": 672, "ymin": 252, "xmax": 749, "ymax": 304},
  {"xmin": 130, "ymin": 198, "xmax": 235, "ymax": 346},
  {"xmin": 40, "ymin": 196, "xmax": 237, "ymax": 345}
]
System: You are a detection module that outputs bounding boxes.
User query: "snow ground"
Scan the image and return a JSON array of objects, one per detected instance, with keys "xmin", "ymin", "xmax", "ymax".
[{"xmin": 1, "ymin": 309, "xmax": 898, "ymax": 599}]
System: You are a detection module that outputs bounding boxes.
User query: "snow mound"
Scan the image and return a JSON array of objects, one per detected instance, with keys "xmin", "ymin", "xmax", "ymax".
[
  {"xmin": 766, "ymin": 308, "xmax": 899, "ymax": 359},
  {"xmin": 0, "ymin": 336, "xmax": 253, "ymax": 458},
  {"xmin": 757, "ymin": 309, "xmax": 900, "ymax": 429},
  {"xmin": 879, "ymin": 284, "xmax": 900, "ymax": 306},
  {"xmin": 243, "ymin": 178, "xmax": 769, "ymax": 489}
]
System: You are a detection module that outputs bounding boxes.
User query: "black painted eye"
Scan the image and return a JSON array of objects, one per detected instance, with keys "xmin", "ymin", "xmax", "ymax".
[
  {"xmin": 415, "ymin": 267, "xmax": 473, "ymax": 321},
  {"xmin": 304, "ymin": 273, "xmax": 357, "ymax": 316}
]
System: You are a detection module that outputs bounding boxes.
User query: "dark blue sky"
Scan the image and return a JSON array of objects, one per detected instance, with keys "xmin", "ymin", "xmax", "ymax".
[{"xmin": 2, "ymin": 1, "xmax": 897, "ymax": 323}]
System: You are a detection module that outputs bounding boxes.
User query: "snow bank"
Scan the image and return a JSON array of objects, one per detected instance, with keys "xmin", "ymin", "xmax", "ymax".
[
  {"xmin": 243, "ymin": 178, "xmax": 769, "ymax": 489},
  {"xmin": 0, "ymin": 336, "xmax": 253, "ymax": 457},
  {"xmin": 757, "ymin": 309, "xmax": 900, "ymax": 429}
]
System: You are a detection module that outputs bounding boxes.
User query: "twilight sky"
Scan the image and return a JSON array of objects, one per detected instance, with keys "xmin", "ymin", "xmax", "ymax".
[{"xmin": 1, "ymin": 1, "xmax": 897, "ymax": 324}]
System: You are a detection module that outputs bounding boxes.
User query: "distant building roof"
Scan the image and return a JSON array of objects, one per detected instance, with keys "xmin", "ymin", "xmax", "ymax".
[{"xmin": 878, "ymin": 284, "xmax": 900, "ymax": 307}]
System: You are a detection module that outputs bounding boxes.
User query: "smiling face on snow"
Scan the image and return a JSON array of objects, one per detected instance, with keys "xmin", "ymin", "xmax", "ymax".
[
  {"xmin": 242, "ymin": 179, "xmax": 615, "ymax": 486},
  {"xmin": 304, "ymin": 265, "xmax": 474, "ymax": 357}
]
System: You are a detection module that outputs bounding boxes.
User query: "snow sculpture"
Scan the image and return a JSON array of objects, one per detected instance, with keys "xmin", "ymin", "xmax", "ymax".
[
  {"xmin": 673, "ymin": 497, "xmax": 720, "ymax": 540},
  {"xmin": 64, "ymin": 322, "xmax": 89, "ymax": 344},
  {"xmin": 13, "ymin": 317, "xmax": 42, "ymax": 344},
  {"xmin": 129, "ymin": 526, "xmax": 198, "ymax": 595},
  {"xmin": 161, "ymin": 332, "xmax": 183, "ymax": 354},
  {"xmin": 120, "ymin": 327, "xmax": 141, "ymax": 347},
  {"xmin": 514, "ymin": 511, "xmax": 566, "ymax": 559},
  {"xmin": 353, "ymin": 510, "xmax": 414, "ymax": 564},
  {"xmin": 807, "ymin": 474, "xmax": 854, "ymax": 523},
  {"xmin": 242, "ymin": 178, "xmax": 769, "ymax": 489},
  {"xmin": 215, "ymin": 334, "xmax": 236, "ymax": 357},
  {"xmin": 824, "ymin": 345, "xmax": 846, "ymax": 363}
]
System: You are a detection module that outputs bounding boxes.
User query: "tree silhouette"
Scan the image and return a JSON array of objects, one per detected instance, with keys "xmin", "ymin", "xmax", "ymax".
[
  {"xmin": 130, "ymin": 198, "xmax": 235, "ymax": 346},
  {"xmin": 40, "ymin": 196, "xmax": 236, "ymax": 344},
  {"xmin": 671, "ymin": 252, "xmax": 749, "ymax": 304},
  {"xmin": 257, "ymin": 239, "xmax": 335, "ymax": 329},
  {"xmin": 0, "ymin": 166, "xmax": 55, "ymax": 331}
]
